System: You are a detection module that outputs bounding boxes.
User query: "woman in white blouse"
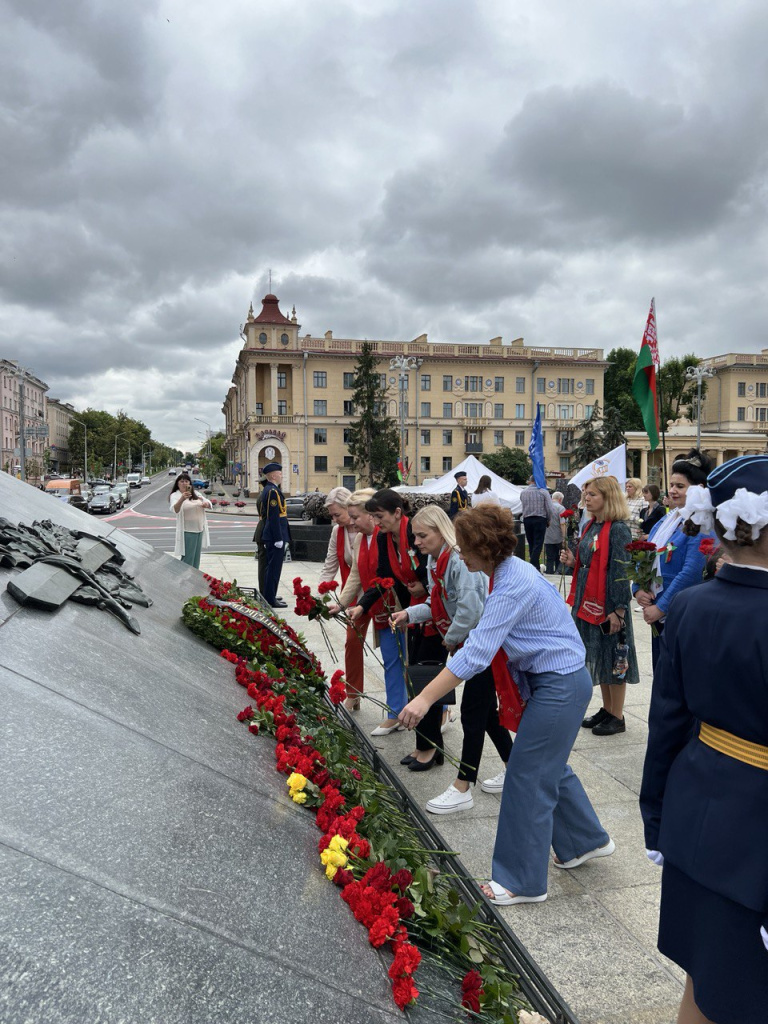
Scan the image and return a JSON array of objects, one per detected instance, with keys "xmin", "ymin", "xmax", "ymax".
[
  {"xmin": 170, "ymin": 473, "xmax": 212, "ymax": 568},
  {"xmin": 471, "ymin": 474, "xmax": 501, "ymax": 507}
]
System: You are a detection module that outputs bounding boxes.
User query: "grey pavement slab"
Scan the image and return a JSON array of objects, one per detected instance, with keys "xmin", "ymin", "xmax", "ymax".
[{"xmin": 202, "ymin": 554, "xmax": 679, "ymax": 1024}]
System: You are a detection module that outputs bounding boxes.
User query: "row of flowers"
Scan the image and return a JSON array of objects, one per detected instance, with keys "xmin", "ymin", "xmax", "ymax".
[{"xmin": 184, "ymin": 575, "xmax": 533, "ymax": 1021}]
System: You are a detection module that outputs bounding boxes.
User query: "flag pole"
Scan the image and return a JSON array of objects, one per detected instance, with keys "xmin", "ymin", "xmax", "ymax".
[{"xmin": 658, "ymin": 372, "xmax": 668, "ymax": 495}]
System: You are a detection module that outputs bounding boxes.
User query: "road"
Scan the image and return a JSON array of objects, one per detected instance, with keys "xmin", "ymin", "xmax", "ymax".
[{"xmin": 104, "ymin": 475, "xmax": 258, "ymax": 554}]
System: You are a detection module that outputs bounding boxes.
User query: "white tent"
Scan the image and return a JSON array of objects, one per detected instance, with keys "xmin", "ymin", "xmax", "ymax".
[{"xmin": 401, "ymin": 455, "xmax": 523, "ymax": 513}]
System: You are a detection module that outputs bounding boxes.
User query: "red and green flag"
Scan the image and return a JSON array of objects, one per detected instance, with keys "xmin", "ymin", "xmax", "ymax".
[
  {"xmin": 632, "ymin": 298, "xmax": 660, "ymax": 451},
  {"xmin": 396, "ymin": 458, "xmax": 405, "ymax": 482}
]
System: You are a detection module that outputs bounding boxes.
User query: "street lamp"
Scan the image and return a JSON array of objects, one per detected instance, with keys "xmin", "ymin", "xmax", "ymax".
[
  {"xmin": 389, "ymin": 356, "xmax": 422, "ymax": 484},
  {"xmin": 141, "ymin": 443, "xmax": 152, "ymax": 477},
  {"xmin": 194, "ymin": 418, "xmax": 212, "ymax": 458},
  {"xmin": 685, "ymin": 365, "xmax": 716, "ymax": 449},
  {"xmin": 113, "ymin": 432, "xmax": 129, "ymax": 482},
  {"xmin": 71, "ymin": 417, "xmax": 88, "ymax": 483}
]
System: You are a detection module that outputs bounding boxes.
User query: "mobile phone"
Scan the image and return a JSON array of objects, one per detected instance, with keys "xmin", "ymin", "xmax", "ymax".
[{"xmin": 599, "ymin": 619, "xmax": 612, "ymax": 635}]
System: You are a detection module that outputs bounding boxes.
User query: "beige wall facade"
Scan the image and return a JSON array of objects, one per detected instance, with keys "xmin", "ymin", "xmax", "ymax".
[
  {"xmin": 1, "ymin": 360, "xmax": 48, "ymax": 476},
  {"xmin": 699, "ymin": 349, "xmax": 768, "ymax": 433},
  {"xmin": 223, "ymin": 295, "xmax": 607, "ymax": 494},
  {"xmin": 46, "ymin": 398, "xmax": 77, "ymax": 472}
]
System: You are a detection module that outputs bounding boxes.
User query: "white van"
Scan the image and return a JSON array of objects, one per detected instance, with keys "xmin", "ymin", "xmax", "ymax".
[{"xmin": 126, "ymin": 473, "xmax": 142, "ymax": 489}]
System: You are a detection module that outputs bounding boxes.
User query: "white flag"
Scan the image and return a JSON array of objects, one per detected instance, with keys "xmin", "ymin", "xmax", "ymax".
[{"xmin": 569, "ymin": 444, "xmax": 627, "ymax": 490}]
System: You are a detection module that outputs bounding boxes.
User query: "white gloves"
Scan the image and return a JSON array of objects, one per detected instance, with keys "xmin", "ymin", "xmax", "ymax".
[
  {"xmin": 274, "ymin": 541, "xmax": 284, "ymax": 549},
  {"xmin": 761, "ymin": 926, "xmax": 768, "ymax": 952},
  {"xmin": 646, "ymin": 849, "xmax": 664, "ymax": 867}
]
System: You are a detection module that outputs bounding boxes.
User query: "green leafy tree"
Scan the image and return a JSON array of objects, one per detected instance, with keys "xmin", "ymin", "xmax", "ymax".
[
  {"xmin": 604, "ymin": 348, "xmax": 644, "ymax": 431},
  {"xmin": 346, "ymin": 343, "xmax": 400, "ymax": 486},
  {"xmin": 570, "ymin": 401, "xmax": 604, "ymax": 469},
  {"xmin": 658, "ymin": 354, "xmax": 706, "ymax": 425},
  {"xmin": 482, "ymin": 446, "xmax": 531, "ymax": 485},
  {"xmin": 601, "ymin": 405, "xmax": 626, "ymax": 450},
  {"xmin": 197, "ymin": 431, "xmax": 227, "ymax": 477}
]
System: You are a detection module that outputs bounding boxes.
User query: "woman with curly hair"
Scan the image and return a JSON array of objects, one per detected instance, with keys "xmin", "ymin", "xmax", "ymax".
[
  {"xmin": 641, "ymin": 455, "xmax": 768, "ymax": 1024},
  {"xmin": 559, "ymin": 476, "xmax": 639, "ymax": 737},
  {"xmin": 399, "ymin": 504, "xmax": 612, "ymax": 907}
]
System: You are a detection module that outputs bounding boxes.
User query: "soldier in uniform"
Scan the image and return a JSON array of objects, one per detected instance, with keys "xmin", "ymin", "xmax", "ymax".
[
  {"xmin": 256, "ymin": 462, "xmax": 289, "ymax": 608},
  {"xmin": 448, "ymin": 471, "xmax": 469, "ymax": 520}
]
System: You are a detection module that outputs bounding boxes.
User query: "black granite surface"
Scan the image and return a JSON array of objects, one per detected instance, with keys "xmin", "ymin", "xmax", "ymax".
[{"xmin": 0, "ymin": 474, "xmax": 402, "ymax": 1024}]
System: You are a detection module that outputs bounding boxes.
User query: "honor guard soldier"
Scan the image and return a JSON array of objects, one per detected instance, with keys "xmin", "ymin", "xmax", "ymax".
[
  {"xmin": 448, "ymin": 471, "xmax": 469, "ymax": 520},
  {"xmin": 256, "ymin": 462, "xmax": 290, "ymax": 608}
]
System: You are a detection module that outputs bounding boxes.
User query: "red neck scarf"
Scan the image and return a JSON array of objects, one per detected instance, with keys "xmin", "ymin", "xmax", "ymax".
[
  {"xmin": 336, "ymin": 525, "xmax": 351, "ymax": 586},
  {"xmin": 386, "ymin": 515, "xmax": 419, "ymax": 587},
  {"xmin": 488, "ymin": 573, "xmax": 525, "ymax": 732},
  {"xmin": 566, "ymin": 520, "xmax": 613, "ymax": 624},
  {"xmin": 357, "ymin": 528, "xmax": 387, "ymax": 629},
  {"xmin": 429, "ymin": 546, "xmax": 454, "ymax": 638}
]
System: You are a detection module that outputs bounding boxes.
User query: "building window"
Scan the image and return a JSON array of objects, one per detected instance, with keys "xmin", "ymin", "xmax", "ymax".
[
  {"xmin": 443, "ymin": 375, "xmax": 453, "ymax": 391},
  {"xmin": 314, "ymin": 428, "xmax": 327, "ymax": 444},
  {"xmin": 343, "ymin": 400, "xmax": 354, "ymax": 415},
  {"xmin": 494, "ymin": 430, "xmax": 504, "ymax": 446},
  {"xmin": 343, "ymin": 455, "xmax": 354, "ymax": 468},
  {"xmin": 277, "ymin": 371, "xmax": 287, "ymax": 389},
  {"xmin": 586, "ymin": 378, "xmax": 595, "ymax": 395},
  {"xmin": 259, "ymin": 332, "xmax": 267, "ymax": 345},
  {"xmin": 442, "ymin": 429, "xmax": 452, "ymax": 445},
  {"xmin": 758, "ymin": 383, "xmax": 768, "ymax": 398},
  {"xmin": 313, "ymin": 371, "xmax": 327, "ymax": 388},
  {"xmin": 556, "ymin": 404, "xmax": 574, "ymax": 419},
  {"xmin": 494, "ymin": 403, "xmax": 504, "ymax": 419},
  {"xmin": 536, "ymin": 377, "xmax": 546, "ymax": 394},
  {"xmin": 280, "ymin": 333, "xmax": 289, "ymax": 345},
  {"xmin": 254, "ymin": 403, "xmax": 263, "ymax": 415},
  {"xmin": 737, "ymin": 406, "xmax": 746, "ymax": 421},
  {"xmin": 465, "ymin": 375, "xmax": 482, "ymax": 392},
  {"xmin": 342, "ymin": 474, "xmax": 356, "ymax": 490},
  {"xmin": 402, "ymin": 400, "xmax": 409, "ymax": 416},
  {"xmin": 515, "ymin": 403, "xmax": 525, "ymax": 418},
  {"xmin": 515, "ymin": 430, "xmax": 525, "ymax": 446},
  {"xmin": 515, "ymin": 377, "xmax": 526, "ymax": 393},
  {"xmin": 277, "ymin": 400, "xmax": 287, "ymax": 415},
  {"xmin": 557, "ymin": 378, "xmax": 574, "ymax": 394},
  {"xmin": 442, "ymin": 456, "xmax": 453, "ymax": 472},
  {"xmin": 314, "ymin": 456, "xmax": 327, "ymax": 472},
  {"xmin": 464, "ymin": 402, "xmax": 482, "ymax": 417},
  {"xmin": 379, "ymin": 373, "xmax": 388, "ymax": 390},
  {"xmin": 737, "ymin": 382, "xmax": 746, "ymax": 397},
  {"xmin": 421, "ymin": 429, "xmax": 431, "ymax": 445},
  {"xmin": 421, "ymin": 402, "xmax": 431, "ymax": 417},
  {"xmin": 421, "ymin": 456, "xmax": 431, "ymax": 472},
  {"xmin": 343, "ymin": 428, "xmax": 353, "ymax": 443},
  {"xmin": 314, "ymin": 400, "xmax": 327, "ymax": 416},
  {"xmin": 494, "ymin": 376, "xmax": 504, "ymax": 392},
  {"xmin": 757, "ymin": 407, "xmax": 768, "ymax": 421},
  {"xmin": 560, "ymin": 456, "xmax": 571, "ymax": 472},
  {"xmin": 343, "ymin": 372, "xmax": 355, "ymax": 389},
  {"xmin": 420, "ymin": 374, "xmax": 431, "ymax": 391},
  {"xmin": 443, "ymin": 402, "xmax": 453, "ymax": 418}
]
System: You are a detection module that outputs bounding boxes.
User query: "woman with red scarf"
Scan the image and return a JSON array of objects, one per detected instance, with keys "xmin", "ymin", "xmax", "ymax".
[
  {"xmin": 559, "ymin": 476, "xmax": 639, "ymax": 737},
  {"xmin": 399, "ymin": 505, "xmax": 612, "ymax": 907},
  {"xmin": 319, "ymin": 487, "xmax": 361, "ymax": 710},
  {"xmin": 391, "ymin": 506, "xmax": 513, "ymax": 801},
  {"xmin": 348, "ymin": 489, "xmax": 433, "ymax": 735}
]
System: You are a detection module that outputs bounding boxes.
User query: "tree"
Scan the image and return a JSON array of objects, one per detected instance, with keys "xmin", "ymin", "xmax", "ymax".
[
  {"xmin": 601, "ymin": 405, "xmax": 626, "ymax": 451},
  {"xmin": 346, "ymin": 343, "xmax": 400, "ymax": 487},
  {"xmin": 570, "ymin": 401, "xmax": 604, "ymax": 469},
  {"xmin": 658, "ymin": 354, "xmax": 706, "ymax": 425},
  {"xmin": 482, "ymin": 446, "xmax": 531, "ymax": 485},
  {"xmin": 604, "ymin": 348, "xmax": 644, "ymax": 431}
]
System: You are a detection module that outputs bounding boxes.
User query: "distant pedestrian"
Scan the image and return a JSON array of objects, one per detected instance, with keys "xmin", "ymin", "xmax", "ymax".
[
  {"xmin": 255, "ymin": 462, "xmax": 290, "ymax": 609},
  {"xmin": 624, "ymin": 478, "xmax": 645, "ymax": 538},
  {"xmin": 519, "ymin": 476, "xmax": 556, "ymax": 572},
  {"xmin": 448, "ymin": 471, "xmax": 469, "ymax": 520},
  {"xmin": 471, "ymin": 474, "xmax": 501, "ymax": 507},
  {"xmin": 170, "ymin": 473, "xmax": 212, "ymax": 569},
  {"xmin": 544, "ymin": 491, "xmax": 566, "ymax": 573},
  {"xmin": 639, "ymin": 483, "xmax": 665, "ymax": 536}
]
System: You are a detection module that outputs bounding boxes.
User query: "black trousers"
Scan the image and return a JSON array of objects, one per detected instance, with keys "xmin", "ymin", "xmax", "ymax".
[
  {"xmin": 544, "ymin": 542, "xmax": 561, "ymax": 574},
  {"xmin": 523, "ymin": 516, "xmax": 547, "ymax": 570},
  {"xmin": 411, "ymin": 630, "xmax": 447, "ymax": 753},
  {"xmin": 457, "ymin": 665, "xmax": 513, "ymax": 783}
]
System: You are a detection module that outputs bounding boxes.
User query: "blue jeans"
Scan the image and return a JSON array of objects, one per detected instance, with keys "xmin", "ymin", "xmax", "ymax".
[
  {"xmin": 378, "ymin": 627, "xmax": 407, "ymax": 718},
  {"xmin": 492, "ymin": 666, "xmax": 609, "ymax": 896}
]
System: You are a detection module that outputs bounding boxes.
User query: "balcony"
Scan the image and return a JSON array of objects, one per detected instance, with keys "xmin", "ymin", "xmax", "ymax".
[{"xmin": 465, "ymin": 443, "xmax": 484, "ymax": 454}]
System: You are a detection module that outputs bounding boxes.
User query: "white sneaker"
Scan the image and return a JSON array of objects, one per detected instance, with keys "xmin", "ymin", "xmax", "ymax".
[
  {"xmin": 426, "ymin": 784, "xmax": 474, "ymax": 815},
  {"xmin": 480, "ymin": 767, "xmax": 506, "ymax": 793}
]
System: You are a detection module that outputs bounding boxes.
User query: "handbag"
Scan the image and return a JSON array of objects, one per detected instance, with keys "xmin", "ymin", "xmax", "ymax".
[{"xmin": 406, "ymin": 660, "xmax": 456, "ymax": 706}]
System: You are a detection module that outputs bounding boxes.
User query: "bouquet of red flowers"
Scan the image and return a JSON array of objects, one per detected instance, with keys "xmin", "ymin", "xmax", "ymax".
[
  {"xmin": 622, "ymin": 539, "xmax": 661, "ymax": 592},
  {"xmin": 293, "ymin": 576, "xmax": 341, "ymax": 661},
  {"xmin": 559, "ymin": 506, "xmax": 580, "ymax": 542}
]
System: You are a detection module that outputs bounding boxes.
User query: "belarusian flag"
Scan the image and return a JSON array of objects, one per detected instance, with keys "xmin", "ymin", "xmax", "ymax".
[{"xmin": 632, "ymin": 298, "xmax": 660, "ymax": 451}]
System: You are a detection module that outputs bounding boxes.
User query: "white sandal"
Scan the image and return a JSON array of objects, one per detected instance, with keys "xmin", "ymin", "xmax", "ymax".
[{"xmin": 481, "ymin": 881, "xmax": 547, "ymax": 906}]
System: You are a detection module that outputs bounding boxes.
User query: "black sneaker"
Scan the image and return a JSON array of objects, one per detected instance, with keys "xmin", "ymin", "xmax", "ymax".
[
  {"xmin": 592, "ymin": 714, "xmax": 626, "ymax": 736},
  {"xmin": 582, "ymin": 707, "xmax": 610, "ymax": 729}
]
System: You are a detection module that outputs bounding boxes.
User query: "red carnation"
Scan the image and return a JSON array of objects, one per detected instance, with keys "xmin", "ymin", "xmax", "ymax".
[
  {"xmin": 332, "ymin": 867, "xmax": 354, "ymax": 888},
  {"xmin": 699, "ymin": 537, "xmax": 717, "ymax": 556},
  {"xmin": 318, "ymin": 580, "xmax": 339, "ymax": 594},
  {"xmin": 391, "ymin": 869, "xmax": 413, "ymax": 893},
  {"xmin": 396, "ymin": 897, "xmax": 414, "ymax": 920},
  {"xmin": 461, "ymin": 969, "xmax": 484, "ymax": 1014},
  {"xmin": 392, "ymin": 974, "xmax": 419, "ymax": 1010},
  {"xmin": 247, "ymin": 723, "xmax": 259, "ymax": 735},
  {"xmin": 236, "ymin": 706, "xmax": 255, "ymax": 722}
]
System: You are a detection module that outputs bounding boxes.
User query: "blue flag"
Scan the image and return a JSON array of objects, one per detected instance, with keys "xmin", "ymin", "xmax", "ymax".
[{"xmin": 528, "ymin": 403, "xmax": 546, "ymax": 488}]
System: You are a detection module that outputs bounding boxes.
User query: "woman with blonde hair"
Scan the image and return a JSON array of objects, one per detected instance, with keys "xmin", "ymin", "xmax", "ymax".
[
  {"xmin": 392, "ymin": 504, "xmax": 513, "ymax": 806},
  {"xmin": 319, "ymin": 487, "xmax": 354, "ymax": 585},
  {"xmin": 329, "ymin": 488, "xmax": 377, "ymax": 712},
  {"xmin": 625, "ymin": 477, "xmax": 645, "ymax": 538},
  {"xmin": 560, "ymin": 476, "xmax": 639, "ymax": 736},
  {"xmin": 399, "ymin": 504, "xmax": 612, "ymax": 905}
]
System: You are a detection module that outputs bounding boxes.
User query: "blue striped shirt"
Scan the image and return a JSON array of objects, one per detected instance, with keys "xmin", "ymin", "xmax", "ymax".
[{"xmin": 447, "ymin": 556, "xmax": 585, "ymax": 680}]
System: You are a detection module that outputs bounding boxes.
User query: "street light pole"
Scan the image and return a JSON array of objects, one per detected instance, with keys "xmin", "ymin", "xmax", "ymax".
[
  {"xmin": 685, "ymin": 365, "xmax": 715, "ymax": 449},
  {"xmin": 141, "ymin": 443, "xmax": 152, "ymax": 477},
  {"xmin": 71, "ymin": 418, "xmax": 88, "ymax": 483},
  {"xmin": 389, "ymin": 356, "xmax": 421, "ymax": 484},
  {"xmin": 113, "ymin": 432, "xmax": 128, "ymax": 482}
]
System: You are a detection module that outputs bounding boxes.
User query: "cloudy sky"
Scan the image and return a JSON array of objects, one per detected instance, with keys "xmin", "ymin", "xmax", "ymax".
[{"xmin": 3, "ymin": 0, "xmax": 767, "ymax": 451}]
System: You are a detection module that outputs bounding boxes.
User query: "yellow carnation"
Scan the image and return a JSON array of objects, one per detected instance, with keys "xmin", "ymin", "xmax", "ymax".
[
  {"xmin": 287, "ymin": 772, "xmax": 308, "ymax": 793},
  {"xmin": 291, "ymin": 791, "xmax": 307, "ymax": 804}
]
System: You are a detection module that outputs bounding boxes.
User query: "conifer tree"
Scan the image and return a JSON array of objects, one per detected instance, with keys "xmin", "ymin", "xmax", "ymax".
[
  {"xmin": 570, "ymin": 401, "xmax": 604, "ymax": 469},
  {"xmin": 346, "ymin": 343, "xmax": 400, "ymax": 487}
]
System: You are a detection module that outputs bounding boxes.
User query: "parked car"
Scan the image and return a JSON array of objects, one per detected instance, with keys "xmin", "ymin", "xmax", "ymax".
[
  {"xmin": 45, "ymin": 479, "xmax": 89, "ymax": 513},
  {"xmin": 89, "ymin": 478, "xmax": 108, "ymax": 489},
  {"xmin": 112, "ymin": 483, "xmax": 130, "ymax": 506},
  {"xmin": 286, "ymin": 495, "xmax": 308, "ymax": 520},
  {"xmin": 89, "ymin": 492, "xmax": 116, "ymax": 515},
  {"xmin": 192, "ymin": 478, "xmax": 209, "ymax": 490}
]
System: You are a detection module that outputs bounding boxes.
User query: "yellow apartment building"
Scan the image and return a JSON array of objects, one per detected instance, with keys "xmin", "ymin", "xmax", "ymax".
[{"xmin": 223, "ymin": 294, "xmax": 608, "ymax": 494}]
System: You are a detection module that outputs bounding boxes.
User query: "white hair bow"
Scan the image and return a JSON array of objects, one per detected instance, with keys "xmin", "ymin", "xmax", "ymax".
[
  {"xmin": 716, "ymin": 487, "xmax": 768, "ymax": 541},
  {"xmin": 679, "ymin": 485, "xmax": 715, "ymax": 533}
]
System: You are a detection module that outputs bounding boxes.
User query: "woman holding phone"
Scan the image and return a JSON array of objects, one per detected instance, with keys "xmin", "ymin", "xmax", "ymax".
[{"xmin": 170, "ymin": 473, "xmax": 212, "ymax": 569}]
